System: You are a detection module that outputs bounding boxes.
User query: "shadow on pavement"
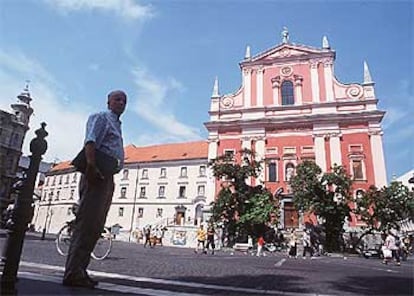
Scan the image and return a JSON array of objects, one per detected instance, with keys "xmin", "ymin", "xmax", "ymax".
[
  {"xmin": 329, "ymin": 275, "xmax": 413, "ymax": 295},
  {"xmin": 104, "ymin": 274, "xmax": 308, "ymax": 295}
]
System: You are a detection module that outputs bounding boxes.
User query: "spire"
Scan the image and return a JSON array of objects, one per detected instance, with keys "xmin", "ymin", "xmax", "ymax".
[
  {"xmin": 281, "ymin": 26, "xmax": 289, "ymax": 44},
  {"xmin": 363, "ymin": 60, "xmax": 374, "ymax": 84},
  {"xmin": 12, "ymin": 81, "xmax": 34, "ymax": 126},
  {"xmin": 211, "ymin": 76, "xmax": 220, "ymax": 98},
  {"xmin": 322, "ymin": 35, "xmax": 330, "ymax": 49},
  {"xmin": 244, "ymin": 45, "xmax": 251, "ymax": 60},
  {"xmin": 17, "ymin": 80, "xmax": 32, "ymax": 106}
]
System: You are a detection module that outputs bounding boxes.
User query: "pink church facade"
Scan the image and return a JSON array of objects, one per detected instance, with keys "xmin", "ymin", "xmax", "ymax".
[{"xmin": 204, "ymin": 32, "xmax": 387, "ymax": 229}]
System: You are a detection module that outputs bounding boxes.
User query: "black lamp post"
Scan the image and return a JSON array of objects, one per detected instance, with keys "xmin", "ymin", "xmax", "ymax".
[{"xmin": 1, "ymin": 123, "xmax": 48, "ymax": 294}]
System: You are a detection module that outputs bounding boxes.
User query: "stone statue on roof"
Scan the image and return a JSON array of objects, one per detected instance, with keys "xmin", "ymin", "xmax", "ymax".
[{"xmin": 281, "ymin": 26, "xmax": 289, "ymax": 44}]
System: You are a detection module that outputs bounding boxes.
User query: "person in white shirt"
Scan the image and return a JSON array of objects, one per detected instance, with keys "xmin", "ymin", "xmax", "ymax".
[{"xmin": 383, "ymin": 231, "xmax": 401, "ymax": 265}]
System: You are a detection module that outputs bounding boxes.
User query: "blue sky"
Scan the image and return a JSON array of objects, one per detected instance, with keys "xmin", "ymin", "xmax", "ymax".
[{"xmin": 0, "ymin": 0, "xmax": 412, "ymax": 181}]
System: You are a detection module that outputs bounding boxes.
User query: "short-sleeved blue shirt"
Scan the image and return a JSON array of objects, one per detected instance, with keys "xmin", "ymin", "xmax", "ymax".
[{"xmin": 84, "ymin": 110, "xmax": 124, "ymax": 169}]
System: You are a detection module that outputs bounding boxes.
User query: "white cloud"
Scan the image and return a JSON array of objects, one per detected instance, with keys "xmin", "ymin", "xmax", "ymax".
[
  {"xmin": 0, "ymin": 49, "xmax": 90, "ymax": 162},
  {"xmin": 131, "ymin": 67, "xmax": 202, "ymax": 141},
  {"xmin": 382, "ymin": 107, "xmax": 409, "ymax": 130},
  {"xmin": 43, "ymin": 0, "xmax": 155, "ymax": 21}
]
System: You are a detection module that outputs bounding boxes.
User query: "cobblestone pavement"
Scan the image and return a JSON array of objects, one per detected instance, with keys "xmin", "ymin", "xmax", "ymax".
[{"xmin": 1, "ymin": 234, "xmax": 413, "ymax": 295}]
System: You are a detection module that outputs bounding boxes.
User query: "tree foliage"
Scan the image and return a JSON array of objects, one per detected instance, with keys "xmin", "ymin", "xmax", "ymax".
[
  {"xmin": 355, "ymin": 181, "xmax": 414, "ymax": 234},
  {"xmin": 290, "ymin": 160, "xmax": 353, "ymax": 252},
  {"xmin": 209, "ymin": 149, "xmax": 279, "ymax": 246}
]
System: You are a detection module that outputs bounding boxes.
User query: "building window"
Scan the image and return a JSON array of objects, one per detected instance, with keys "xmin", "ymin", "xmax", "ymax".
[
  {"xmin": 122, "ymin": 169, "xmax": 129, "ymax": 180},
  {"xmin": 142, "ymin": 169, "xmax": 148, "ymax": 179},
  {"xmin": 199, "ymin": 166, "xmax": 206, "ymax": 176},
  {"xmin": 118, "ymin": 207, "xmax": 124, "ymax": 217},
  {"xmin": 72, "ymin": 173, "xmax": 77, "ymax": 183},
  {"xmin": 139, "ymin": 187, "xmax": 146, "ymax": 198},
  {"xmin": 160, "ymin": 168, "xmax": 167, "ymax": 178},
  {"xmin": 43, "ymin": 191, "xmax": 48, "ymax": 201},
  {"xmin": 69, "ymin": 189, "xmax": 74, "ymax": 200},
  {"xmin": 224, "ymin": 149, "xmax": 235, "ymax": 159},
  {"xmin": 352, "ymin": 159, "xmax": 364, "ymax": 180},
  {"xmin": 55, "ymin": 191, "xmax": 60, "ymax": 201},
  {"xmin": 197, "ymin": 185, "xmax": 205, "ymax": 196},
  {"xmin": 180, "ymin": 167, "xmax": 187, "ymax": 178},
  {"xmin": 178, "ymin": 186, "xmax": 186, "ymax": 198},
  {"xmin": 281, "ymin": 80, "xmax": 294, "ymax": 105},
  {"xmin": 285, "ymin": 162, "xmax": 295, "ymax": 181},
  {"xmin": 158, "ymin": 186, "xmax": 165, "ymax": 198},
  {"xmin": 65, "ymin": 175, "xmax": 70, "ymax": 184},
  {"xmin": 67, "ymin": 207, "xmax": 72, "ymax": 216},
  {"xmin": 48, "ymin": 191, "xmax": 53, "ymax": 201},
  {"xmin": 45, "ymin": 177, "xmax": 49, "ymax": 186},
  {"xmin": 268, "ymin": 161, "xmax": 277, "ymax": 182},
  {"xmin": 52, "ymin": 177, "xmax": 56, "ymax": 186},
  {"xmin": 59, "ymin": 176, "xmax": 63, "ymax": 185},
  {"xmin": 120, "ymin": 187, "xmax": 127, "ymax": 198},
  {"xmin": 156, "ymin": 208, "xmax": 163, "ymax": 218},
  {"xmin": 138, "ymin": 207, "xmax": 144, "ymax": 218}
]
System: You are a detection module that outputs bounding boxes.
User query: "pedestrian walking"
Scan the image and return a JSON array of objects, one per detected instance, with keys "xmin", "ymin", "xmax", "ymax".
[
  {"xmin": 143, "ymin": 226, "xmax": 152, "ymax": 248},
  {"xmin": 63, "ymin": 90, "xmax": 127, "ymax": 289},
  {"xmin": 382, "ymin": 231, "xmax": 401, "ymax": 266},
  {"xmin": 155, "ymin": 227, "xmax": 163, "ymax": 246},
  {"xmin": 288, "ymin": 229, "xmax": 297, "ymax": 258},
  {"xmin": 195, "ymin": 224, "xmax": 207, "ymax": 254},
  {"xmin": 205, "ymin": 224, "xmax": 216, "ymax": 255},
  {"xmin": 256, "ymin": 236, "xmax": 265, "ymax": 257},
  {"xmin": 302, "ymin": 230, "xmax": 314, "ymax": 259}
]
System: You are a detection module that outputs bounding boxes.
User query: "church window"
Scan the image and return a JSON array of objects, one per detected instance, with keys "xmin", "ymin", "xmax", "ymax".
[
  {"xmin": 281, "ymin": 80, "xmax": 294, "ymax": 105},
  {"xmin": 268, "ymin": 161, "xmax": 277, "ymax": 182}
]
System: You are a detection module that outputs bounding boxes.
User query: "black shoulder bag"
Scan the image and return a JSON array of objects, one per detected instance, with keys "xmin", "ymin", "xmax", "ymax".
[{"xmin": 71, "ymin": 148, "xmax": 121, "ymax": 176}]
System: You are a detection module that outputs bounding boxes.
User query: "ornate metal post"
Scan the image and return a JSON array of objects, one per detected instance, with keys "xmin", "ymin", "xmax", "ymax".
[{"xmin": 1, "ymin": 123, "xmax": 48, "ymax": 294}]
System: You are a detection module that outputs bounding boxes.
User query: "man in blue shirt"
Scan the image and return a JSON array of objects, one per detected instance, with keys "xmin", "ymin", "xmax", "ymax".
[{"xmin": 63, "ymin": 90, "xmax": 127, "ymax": 288}]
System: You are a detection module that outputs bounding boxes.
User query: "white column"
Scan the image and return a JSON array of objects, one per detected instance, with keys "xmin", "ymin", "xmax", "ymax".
[
  {"xmin": 208, "ymin": 139, "xmax": 218, "ymax": 160},
  {"xmin": 329, "ymin": 133, "xmax": 342, "ymax": 167},
  {"xmin": 255, "ymin": 137, "xmax": 266, "ymax": 184},
  {"xmin": 323, "ymin": 59, "xmax": 334, "ymax": 102},
  {"xmin": 314, "ymin": 135, "xmax": 327, "ymax": 172},
  {"xmin": 256, "ymin": 68, "xmax": 264, "ymax": 107},
  {"xmin": 310, "ymin": 61, "xmax": 320, "ymax": 103},
  {"xmin": 369, "ymin": 131, "xmax": 387, "ymax": 187},
  {"xmin": 243, "ymin": 69, "xmax": 251, "ymax": 108},
  {"xmin": 294, "ymin": 75, "xmax": 303, "ymax": 105},
  {"xmin": 271, "ymin": 77, "xmax": 280, "ymax": 106}
]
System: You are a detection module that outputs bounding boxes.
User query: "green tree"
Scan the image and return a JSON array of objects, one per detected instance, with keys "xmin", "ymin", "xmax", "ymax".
[
  {"xmin": 354, "ymin": 181, "xmax": 414, "ymax": 245},
  {"xmin": 209, "ymin": 149, "xmax": 279, "ymax": 246},
  {"xmin": 290, "ymin": 160, "xmax": 353, "ymax": 252}
]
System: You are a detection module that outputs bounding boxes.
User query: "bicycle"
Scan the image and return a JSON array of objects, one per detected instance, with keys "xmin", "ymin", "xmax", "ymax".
[{"xmin": 55, "ymin": 220, "xmax": 113, "ymax": 260}]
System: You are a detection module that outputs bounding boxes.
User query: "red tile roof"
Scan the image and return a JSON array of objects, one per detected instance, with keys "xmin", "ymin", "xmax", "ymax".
[
  {"xmin": 124, "ymin": 141, "xmax": 208, "ymax": 164},
  {"xmin": 49, "ymin": 141, "xmax": 208, "ymax": 173}
]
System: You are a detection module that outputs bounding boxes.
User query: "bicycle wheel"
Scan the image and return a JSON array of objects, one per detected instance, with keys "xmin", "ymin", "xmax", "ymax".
[
  {"xmin": 56, "ymin": 224, "xmax": 72, "ymax": 256},
  {"xmin": 91, "ymin": 228, "xmax": 112, "ymax": 260}
]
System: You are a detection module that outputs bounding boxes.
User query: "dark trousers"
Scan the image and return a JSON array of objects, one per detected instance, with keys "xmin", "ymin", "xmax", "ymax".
[
  {"xmin": 206, "ymin": 237, "xmax": 215, "ymax": 251},
  {"xmin": 392, "ymin": 249, "xmax": 401, "ymax": 263},
  {"xmin": 64, "ymin": 175, "xmax": 114, "ymax": 280},
  {"xmin": 303, "ymin": 246, "xmax": 314, "ymax": 257}
]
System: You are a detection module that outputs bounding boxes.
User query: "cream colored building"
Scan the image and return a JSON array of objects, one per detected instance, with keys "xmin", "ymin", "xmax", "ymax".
[{"xmin": 32, "ymin": 141, "xmax": 216, "ymax": 246}]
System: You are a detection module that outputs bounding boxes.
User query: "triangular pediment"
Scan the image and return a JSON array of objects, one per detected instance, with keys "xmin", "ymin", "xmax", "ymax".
[{"xmin": 249, "ymin": 43, "xmax": 327, "ymax": 63}]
